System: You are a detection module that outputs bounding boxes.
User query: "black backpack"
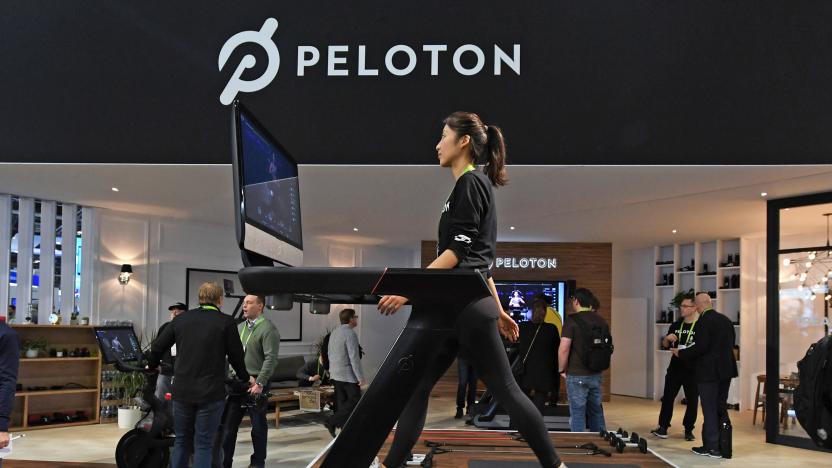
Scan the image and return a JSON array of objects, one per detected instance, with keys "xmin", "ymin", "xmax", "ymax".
[
  {"xmin": 570, "ymin": 313, "xmax": 614, "ymax": 372},
  {"xmin": 794, "ymin": 335, "xmax": 832, "ymax": 449}
]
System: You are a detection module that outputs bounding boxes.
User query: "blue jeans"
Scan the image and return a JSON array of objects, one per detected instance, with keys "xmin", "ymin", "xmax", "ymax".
[
  {"xmin": 172, "ymin": 398, "xmax": 226, "ymax": 468},
  {"xmin": 566, "ymin": 374, "xmax": 606, "ymax": 432}
]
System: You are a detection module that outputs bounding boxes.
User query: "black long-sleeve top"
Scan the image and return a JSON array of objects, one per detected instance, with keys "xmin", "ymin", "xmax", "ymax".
[
  {"xmin": 0, "ymin": 323, "xmax": 20, "ymax": 431},
  {"xmin": 437, "ymin": 169, "xmax": 496, "ymax": 272},
  {"xmin": 148, "ymin": 306, "xmax": 249, "ymax": 404}
]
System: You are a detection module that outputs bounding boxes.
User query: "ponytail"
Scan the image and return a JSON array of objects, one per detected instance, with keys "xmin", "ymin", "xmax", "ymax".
[
  {"xmin": 484, "ymin": 124, "xmax": 508, "ymax": 187},
  {"xmin": 443, "ymin": 111, "xmax": 509, "ymax": 187}
]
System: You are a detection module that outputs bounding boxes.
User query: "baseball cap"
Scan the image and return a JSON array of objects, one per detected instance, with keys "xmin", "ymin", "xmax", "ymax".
[{"xmin": 168, "ymin": 302, "xmax": 187, "ymax": 311}]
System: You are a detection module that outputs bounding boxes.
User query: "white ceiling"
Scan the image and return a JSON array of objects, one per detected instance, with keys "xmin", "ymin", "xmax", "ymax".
[{"xmin": 1, "ymin": 163, "xmax": 831, "ymax": 250}]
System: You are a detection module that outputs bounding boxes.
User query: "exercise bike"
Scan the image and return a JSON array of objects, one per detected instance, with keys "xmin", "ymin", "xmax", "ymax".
[
  {"xmin": 111, "ymin": 356, "xmax": 175, "ymax": 468},
  {"xmin": 113, "ymin": 356, "xmax": 175, "ymax": 468}
]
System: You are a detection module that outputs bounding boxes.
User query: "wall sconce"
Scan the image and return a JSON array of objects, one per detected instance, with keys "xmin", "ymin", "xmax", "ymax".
[{"xmin": 118, "ymin": 264, "xmax": 133, "ymax": 285}]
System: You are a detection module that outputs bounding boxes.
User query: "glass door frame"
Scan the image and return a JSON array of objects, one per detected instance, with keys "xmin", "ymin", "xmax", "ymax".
[{"xmin": 766, "ymin": 190, "xmax": 832, "ymax": 451}]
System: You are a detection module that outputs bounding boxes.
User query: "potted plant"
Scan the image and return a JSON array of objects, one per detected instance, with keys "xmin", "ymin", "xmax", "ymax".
[
  {"xmin": 114, "ymin": 370, "xmax": 145, "ymax": 428},
  {"xmin": 22, "ymin": 337, "xmax": 48, "ymax": 358}
]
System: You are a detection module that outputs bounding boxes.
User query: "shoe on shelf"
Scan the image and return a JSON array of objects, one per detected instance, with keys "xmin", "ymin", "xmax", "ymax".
[
  {"xmin": 692, "ymin": 446, "xmax": 722, "ymax": 458},
  {"xmin": 684, "ymin": 430, "xmax": 695, "ymax": 441},
  {"xmin": 454, "ymin": 407, "xmax": 463, "ymax": 419},
  {"xmin": 650, "ymin": 426, "xmax": 668, "ymax": 438}
]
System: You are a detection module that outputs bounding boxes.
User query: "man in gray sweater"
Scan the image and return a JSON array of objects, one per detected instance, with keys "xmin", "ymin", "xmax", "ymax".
[{"xmin": 325, "ymin": 308, "xmax": 364, "ymax": 437}]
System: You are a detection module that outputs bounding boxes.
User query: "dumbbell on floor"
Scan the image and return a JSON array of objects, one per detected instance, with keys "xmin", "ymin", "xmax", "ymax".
[{"xmin": 614, "ymin": 436, "xmax": 648, "ymax": 454}]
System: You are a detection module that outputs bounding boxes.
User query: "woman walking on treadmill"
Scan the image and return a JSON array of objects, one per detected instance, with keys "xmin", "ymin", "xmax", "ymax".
[{"xmin": 377, "ymin": 112, "xmax": 564, "ymax": 468}]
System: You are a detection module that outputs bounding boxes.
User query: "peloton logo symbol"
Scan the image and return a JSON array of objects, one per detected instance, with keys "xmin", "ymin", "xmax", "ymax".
[
  {"xmin": 219, "ymin": 18, "xmax": 281, "ymax": 105},
  {"xmin": 218, "ymin": 17, "xmax": 521, "ymax": 105}
]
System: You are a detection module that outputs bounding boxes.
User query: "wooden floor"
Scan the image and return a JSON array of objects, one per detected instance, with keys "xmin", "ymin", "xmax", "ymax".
[{"xmin": 311, "ymin": 429, "xmax": 674, "ymax": 467}]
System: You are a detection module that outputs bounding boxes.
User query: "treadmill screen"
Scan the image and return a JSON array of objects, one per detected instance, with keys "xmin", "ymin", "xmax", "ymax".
[
  {"xmin": 94, "ymin": 326, "xmax": 142, "ymax": 364},
  {"xmin": 495, "ymin": 280, "xmax": 568, "ymax": 323},
  {"xmin": 239, "ymin": 112, "xmax": 302, "ymax": 249}
]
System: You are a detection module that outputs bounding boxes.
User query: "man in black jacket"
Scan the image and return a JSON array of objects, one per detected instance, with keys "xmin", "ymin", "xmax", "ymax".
[
  {"xmin": 674, "ymin": 293, "xmax": 738, "ymax": 459},
  {"xmin": 148, "ymin": 283, "xmax": 252, "ymax": 468},
  {"xmin": 0, "ymin": 321, "xmax": 20, "ymax": 465},
  {"xmin": 154, "ymin": 302, "xmax": 187, "ymax": 409},
  {"xmin": 652, "ymin": 292, "xmax": 699, "ymax": 441}
]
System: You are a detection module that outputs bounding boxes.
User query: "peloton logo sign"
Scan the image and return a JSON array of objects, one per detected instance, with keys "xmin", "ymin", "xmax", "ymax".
[
  {"xmin": 495, "ymin": 257, "xmax": 558, "ymax": 270},
  {"xmin": 218, "ymin": 17, "xmax": 521, "ymax": 105}
]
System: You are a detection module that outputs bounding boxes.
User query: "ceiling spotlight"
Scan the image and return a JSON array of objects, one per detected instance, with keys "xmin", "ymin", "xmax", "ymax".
[
  {"xmin": 111, "ymin": 187, "xmax": 120, "ymax": 192},
  {"xmin": 352, "ymin": 227, "xmax": 359, "ymax": 232},
  {"xmin": 828, "ymin": 270, "xmax": 832, "ymax": 277},
  {"xmin": 823, "ymin": 277, "xmax": 829, "ymax": 283},
  {"xmin": 798, "ymin": 284, "xmax": 805, "ymax": 291},
  {"xmin": 800, "ymin": 272, "xmax": 808, "ymax": 281},
  {"xmin": 811, "ymin": 294, "xmax": 818, "ymax": 301},
  {"xmin": 761, "ymin": 192, "xmax": 768, "ymax": 197},
  {"xmin": 809, "ymin": 252, "xmax": 817, "ymax": 260},
  {"xmin": 672, "ymin": 229, "xmax": 677, "ymax": 234},
  {"xmin": 826, "ymin": 294, "xmax": 832, "ymax": 301},
  {"xmin": 510, "ymin": 226, "xmax": 516, "ymax": 230},
  {"xmin": 783, "ymin": 258, "xmax": 791, "ymax": 267},
  {"xmin": 805, "ymin": 261, "xmax": 813, "ymax": 268},
  {"xmin": 792, "ymin": 273, "xmax": 798, "ymax": 280}
]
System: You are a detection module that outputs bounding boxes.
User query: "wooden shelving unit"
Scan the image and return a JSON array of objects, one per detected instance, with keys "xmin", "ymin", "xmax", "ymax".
[
  {"xmin": 9, "ymin": 325, "xmax": 101, "ymax": 431},
  {"xmin": 651, "ymin": 239, "xmax": 742, "ymax": 408}
]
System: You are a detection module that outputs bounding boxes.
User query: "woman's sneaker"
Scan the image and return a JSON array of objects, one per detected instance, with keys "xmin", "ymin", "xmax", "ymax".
[{"xmin": 650, "ymin": 426, "xmax": 668, "ymax": 438}]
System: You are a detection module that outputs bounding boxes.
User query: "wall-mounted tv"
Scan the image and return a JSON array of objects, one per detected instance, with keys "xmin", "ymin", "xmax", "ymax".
[{"xmin": 494, "ymin": 280, "xmax": 575, "ymax": 323}]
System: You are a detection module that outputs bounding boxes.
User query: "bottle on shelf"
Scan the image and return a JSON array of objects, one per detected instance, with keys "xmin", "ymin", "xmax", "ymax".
[
  {"xmin": 667, "ymin": 309, "xmax": 674, "ymax": 323},
  {"xmin": 723, "ymin": 277, "xmax": 730, "ymax": 289},
  {"xmin": 669, "ymin": 274, "xmax": 674, "ymax": 285},
  {"xmin": 702, "ymin": 263, "xmax": 710, "ymax": 275},
  {"xmin": 731, "ymin": 274, "xmax": 740, "ymax": 289},
  {"xmin": 735, "ymin": 253, "xmax": 740, "ymax": 266}
]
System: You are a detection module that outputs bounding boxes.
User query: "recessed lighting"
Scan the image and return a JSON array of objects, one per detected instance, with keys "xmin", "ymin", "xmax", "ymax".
[
  {"xmin": 509, "ymin": 226, "xmax": 516, "ymax": 230},
  {"xmin": 760, "ymin": 192, "xmax": 768, "ymax": 197},
  {"xmin": 783, "ymin": 258, "xmax": 791, "ymax": 267},
  {"xmin": 672, "ymin": 229, "xmax": 677, "ymax": 234},
  {"xmin": 111, "ymin": 187, "xmax": 120, "ymax": 192},
  {"xmin": 352, "ymin": 227, "xmax": 359, "ymax": 232}
]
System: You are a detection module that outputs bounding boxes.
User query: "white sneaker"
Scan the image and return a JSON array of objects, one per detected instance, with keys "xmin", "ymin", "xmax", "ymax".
[{"xmin": 369, "ymin": 456, "xmax": 381, "ymax": 468}]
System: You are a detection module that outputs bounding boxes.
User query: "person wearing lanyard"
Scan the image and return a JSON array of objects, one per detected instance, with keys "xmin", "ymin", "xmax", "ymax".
[
  {"xmin": 558, "ymin": 288, "xmax": 608, "ymax": 433},
  {"xmin": 652, "ymin": 292, "xmax": 699, "ymax": 441},
  {"xmin": 148, "ymin": 282, "xmax": 251, "ymax": 468},
  {"xmin": 220, "ymin": 295, "xmax": 280, "ymax": 468}
]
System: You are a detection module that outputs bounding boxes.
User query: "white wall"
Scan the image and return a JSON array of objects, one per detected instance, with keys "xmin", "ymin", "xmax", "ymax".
[
  {"xmin": 91, "ymin": 208, "xmax": 418, "ymax": 381},
  {"xmin": 611, "ymin": 246, "xmax": 653, "ymax": 398}
]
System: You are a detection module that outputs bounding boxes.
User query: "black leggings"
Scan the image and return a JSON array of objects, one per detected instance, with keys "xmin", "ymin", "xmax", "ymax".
[{"xmin": 382, "ymin": 306, "xmax": 561, "ymax": 468}]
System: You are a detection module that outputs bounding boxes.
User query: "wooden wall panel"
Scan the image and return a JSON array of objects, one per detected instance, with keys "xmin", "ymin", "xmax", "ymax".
[{"xmin": 422, "ymin": 241, "xmax": 613, "ymax": 401}]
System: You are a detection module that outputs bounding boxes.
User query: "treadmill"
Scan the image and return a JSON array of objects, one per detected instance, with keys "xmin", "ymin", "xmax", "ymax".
[{"xmin": 230, "ymin": 101, "xmax": 497, "ymax": 468}]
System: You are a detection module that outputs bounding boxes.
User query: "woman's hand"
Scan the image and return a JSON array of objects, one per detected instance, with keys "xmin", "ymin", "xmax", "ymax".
[
  {"xmin": 498, "ymin": 311, "xmax": 519, "ymax": 342},
  {"xmin": 378, "ymin": 295, "xmax": 408, "ymax": 315}
]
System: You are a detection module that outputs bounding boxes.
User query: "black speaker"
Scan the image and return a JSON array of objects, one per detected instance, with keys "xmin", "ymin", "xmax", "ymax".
[
  {"xmin": 265, "ymin": 294, "xmax": 294, "ymax": 311},
  {"xmin": 310, "ymin": 299, "xmax": 331, "ymax": 315}
]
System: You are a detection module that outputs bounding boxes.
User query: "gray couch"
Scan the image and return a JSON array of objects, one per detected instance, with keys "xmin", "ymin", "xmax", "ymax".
[{"xmin": 269, "ymin": 355, "xmax": 307, "ymax": 389}]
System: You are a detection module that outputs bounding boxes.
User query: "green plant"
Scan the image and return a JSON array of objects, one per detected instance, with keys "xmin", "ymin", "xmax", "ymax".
[
  {"xmin": 113, "ymin": 371, "xmax": 145, "ymax": 408},
  {"xmin": 22, "ymin": 337, "xmax": 48, "ymax": 351},
  {"xmin": 312, "ymin": 328, "xmax": 333, "ymax": 358},
  {"xmin": 669, "ymin": 289, "xmax": 695, "ymax": 311}
]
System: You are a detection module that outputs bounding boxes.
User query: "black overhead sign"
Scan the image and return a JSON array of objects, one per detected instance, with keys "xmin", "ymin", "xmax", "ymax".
[{"xmin": 2, "ymin": 1, "xmax": 831, "ymax": 165}]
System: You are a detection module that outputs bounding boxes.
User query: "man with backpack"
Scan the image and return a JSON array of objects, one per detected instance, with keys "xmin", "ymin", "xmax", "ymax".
[{"xmin": 558, "ymin": 288, "xmax": 613, "ymax": 432}]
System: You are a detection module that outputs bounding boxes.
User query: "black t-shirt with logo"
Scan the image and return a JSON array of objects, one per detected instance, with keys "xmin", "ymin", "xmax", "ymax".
[
  {"xmin": 666, "ymin": 317, "xmax": 697, "ymax": 372},
  {"xmin": 436, "ymin": 170, "xmax": 496, "ymax": 272}
]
